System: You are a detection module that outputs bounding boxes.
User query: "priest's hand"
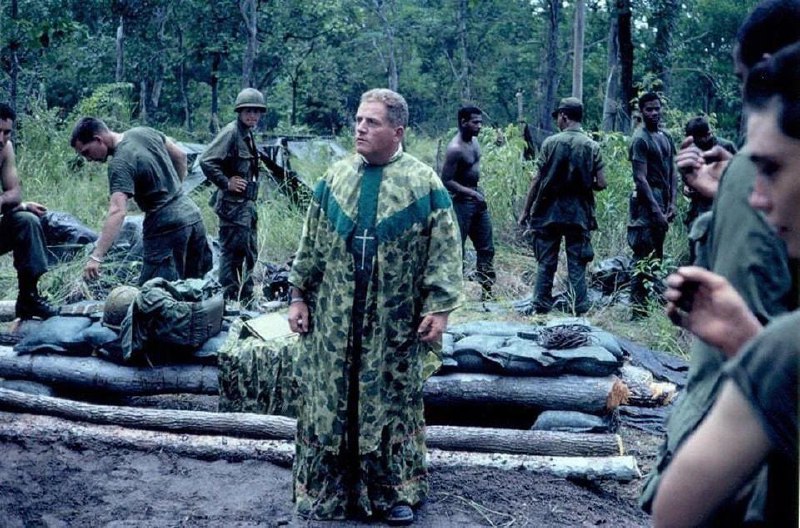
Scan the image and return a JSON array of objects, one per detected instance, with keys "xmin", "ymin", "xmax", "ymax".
[
  {"xmin": 288, "ymin": 301, "xmax": 310, "ymax": 334},
  {"xmin": 417, "ymin": 312, "xmax": 449, "ymax": 343}
]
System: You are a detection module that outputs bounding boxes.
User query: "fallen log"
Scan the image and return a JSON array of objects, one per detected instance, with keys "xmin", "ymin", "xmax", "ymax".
[
  {"xmin": 0, "ymin": 388, "xmax": 623, "ymax": 457},
  {"xmin": 0, "ymin": 346, "xmax": 218, "ymax": 395},
  {"xmin": 424, "ymin": 373, "xmax": 629, "ymax": 414},
  {"xmin": 0, "ymin": 411, "xmax": 640, "ymax": 481},
  {"xmin": 0, "ymin": 348, "xmax": 630, "ymax": 417}
]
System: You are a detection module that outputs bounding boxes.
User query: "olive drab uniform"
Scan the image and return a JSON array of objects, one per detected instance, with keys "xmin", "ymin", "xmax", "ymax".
[
  {"xmin": 640, "ymin": 154, "xmax": 798, "ymax": 524},
  {"xmin": 200, "ymin": 120, "xmax": 260, "ymax": 301},
  {"xmin": 626, "ymin": 127, "xmax": 676, "ymax": 313},
  {"xmin": 723, "ymin": 311, "xmax": 799, "ymax": 526},
  {"xmin": 109, "ymin": 127, "xmax": 212, "ymax": 285},
  {"xmin": 288, "ymin": 148, "xmax": 462, "ymax": 520},
  {"xmin": 526, "ymin": 126, "xmax": 604, "ymax": 314}
]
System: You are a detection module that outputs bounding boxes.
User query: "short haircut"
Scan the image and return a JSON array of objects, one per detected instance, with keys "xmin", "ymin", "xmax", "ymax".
[
  {"xmin": 360, "ymin": 89, "xmax": 408, "ymax": 127},
  {"xmin": 458, "ymin": 106, "xmax": 482, "ymax": 125},
  {"xmin": 638, "ymin": 92, "xmax": 661, "ymax": 111},
  {"xmin": 70, "ymin": 117, "xmax": 110, "ymax": 148},
  {"xmin": 0, "ymin": 103, "xmax": 16, "ymax": 122},
  {"xmin": 685, "ymin": 116, "xmax": 711, "ymax": 138},
  {"xmin": 561, "ymin": 106, "xmax": 583, "ymax": 122},
  {"xmin": 737, "ymin": 0, "xmax": 800, "ymax": 70},
  {"xmin": 744, "ymin": 41, "xmax": 800, "ymax": 140}
]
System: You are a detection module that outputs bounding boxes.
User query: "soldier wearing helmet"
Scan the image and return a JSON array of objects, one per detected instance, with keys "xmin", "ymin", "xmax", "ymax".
[{"xmin": 200, "ymin": 87, "xmax": 267, "ymax": 303}]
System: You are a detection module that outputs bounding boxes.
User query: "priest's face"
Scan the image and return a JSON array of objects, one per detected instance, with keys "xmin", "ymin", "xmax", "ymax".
[{"xmin": 355, "ymin": 101, "xmax": 403, "ymax": 165}]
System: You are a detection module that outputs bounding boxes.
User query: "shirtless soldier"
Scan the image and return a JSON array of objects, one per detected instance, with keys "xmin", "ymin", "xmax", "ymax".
[{"xmin": 440, "ymin": 106, "xmax": 495, "ymax": 300}]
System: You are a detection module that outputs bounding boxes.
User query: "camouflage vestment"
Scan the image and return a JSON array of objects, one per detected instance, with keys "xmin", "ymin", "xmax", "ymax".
[{"xmin": 288, "ymin": 150, "xmax": 462, "ymax": 520}]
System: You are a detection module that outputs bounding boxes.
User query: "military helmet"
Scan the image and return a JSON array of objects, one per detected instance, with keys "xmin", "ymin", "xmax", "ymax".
[
  {"xmin": 235, "ymin": 88, "xmax": 266, "ymax": 112},
  {"xmin": 102, "ymin": 285, "xmax": 139, "ymax": 330}
]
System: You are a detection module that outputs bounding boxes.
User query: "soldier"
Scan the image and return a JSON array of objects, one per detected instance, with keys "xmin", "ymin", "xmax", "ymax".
[
  {"xmin": 518, "ymin": 97, "xmax": 606, "ymax": 315},
  {"xmin": 0, "ymin": 103, "xmax": 57, "ymax": 319},
  {"xmin": 626, "ymin": 92, "xmax": 678, "ymax": 319},
  {"xmin": 200, "ymin": 88, "xmax": 266, "ymax": 303},
  {"xmin": 640, "ymin": 0, "xmax": 800, "ymax": 524},
  {"xmin": 681, "ymin": 115, "xmax": 737, "ymax": 231},
  {"xmin": 287, "ymin": 89, "xmax": 462, "ymax": 524},
  {"xmin": 70, "ymin": 118, "xmax": 212, "ymax": 285},
  {"xmin": 440, "ymin": 105, "xmax": 495, "ymax": 300}
]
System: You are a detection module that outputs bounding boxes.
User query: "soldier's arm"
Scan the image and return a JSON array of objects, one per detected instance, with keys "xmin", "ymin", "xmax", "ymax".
[
  {"xmin": 165, "ymin": 138, "xmax": 188, "ymax": 181},
  {"xmin": 0, "ymin": 141, "xmax": 23, "ymax": 213},
  {"xmin": 518, "ymin": 168, "xmax": 541, "ymax": 225},
  {"xmin": 593, "ymin": 167, "xmax": 607, "ymax": 190},
  {"xmin": 632, "ymin": 159, "xmax": 667, "ymax": 224},
  {"xmin": 652, "ymin": 382, "xmax": 771, "ymax": 527},
  {"xmin": 200, "ymin": 130, "xmax": 234, "ymax": 190}
]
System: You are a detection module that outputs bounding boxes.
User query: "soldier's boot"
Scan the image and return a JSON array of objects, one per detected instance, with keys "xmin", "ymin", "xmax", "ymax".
[
  {"xmin": 15, "ymin": 293, "xmax": 58, "ymax": 320},
  {"xmin": 16, "ymin": 273, "xmax": 58, "ymax": 320}
]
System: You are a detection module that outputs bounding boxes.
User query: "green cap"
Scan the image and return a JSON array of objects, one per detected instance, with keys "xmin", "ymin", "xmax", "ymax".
[{"xmin": 552, "ymin": 97, "xmax": 583, "ymax": 118}]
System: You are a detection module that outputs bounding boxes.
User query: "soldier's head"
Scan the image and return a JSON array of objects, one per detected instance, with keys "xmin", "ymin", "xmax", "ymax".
[
  {"xmin": 457, "ymin": 106, "xmax": 483, "ymax": 137},
  {"xmin": 235, "ymin": 88, "xmax": 266, "ymax": 129},
  {"xmin": 70, "ymin": 117, "xmax": 114, "ymax": 163},
  {"xmin": 355, "ymin": 89, "xmax": 407, "ymax": 165},
  {"xmin": 744, "ymin": 41, "xmax": 800, "ymax": 258},
  {"xmin": 551, "ymin": 97, "xmax": 583, "ymax": 130},
  {"xmin": 0, "ymin": 103, "xmax": 15, "ymax": 150},
  {"xmin": 638, "ymin": 92, "xmax": 662, "ymax": 130},
  {"xmin": 685, "ymin": 116, "xmax": 716, "ymax": 150},
  {"xmin": 734, "ymin": 0, "xmax": 800, "ymax": 87}
]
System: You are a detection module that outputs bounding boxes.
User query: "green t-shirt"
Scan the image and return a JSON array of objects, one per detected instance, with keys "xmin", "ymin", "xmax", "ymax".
[
  {"xmin": 108, "ymin": 127, "xmax": 201, "ymax": 236},
  {"xmin": 628, "ymin": 127, "xmax": 676, "ymax": 227}
]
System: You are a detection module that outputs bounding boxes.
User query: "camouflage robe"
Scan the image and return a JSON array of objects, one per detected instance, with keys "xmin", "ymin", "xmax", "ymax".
[{"xmin": 288, "ymin": 149, "xmax": 462, "ymax": 520}]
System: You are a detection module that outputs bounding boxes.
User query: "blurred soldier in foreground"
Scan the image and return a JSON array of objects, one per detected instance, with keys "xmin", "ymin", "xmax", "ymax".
[
  {"xmin": 0, "ymin": 103, "xmax": 58, "ymax": 319},
  {"xmin": 200, "ymin": 88, "xmax": 266, "ymax": 303},
  {"xmin": 71, "ymin": 117, "xmax": 212, "ymax": 285}
]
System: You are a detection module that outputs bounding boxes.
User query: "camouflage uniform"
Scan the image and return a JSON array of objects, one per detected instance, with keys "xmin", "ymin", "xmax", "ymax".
[
  {"xmin": 109, "ymin": 127, "xmax": 212, "ymax": 285},
  {"xmin": 200, "ymin": 120, "xmax": 260, "ymax": 300},
  {"xmin": 288, "ymin": 149, "xmax": 462, "ymax": 520},
  {"xmin": 526, "ymin": 126, "xmax": 604, "ymax": 314},
  {"xmin": 626, "ymin": 127, "xmax": 676, "ymax": 312},
  {"xmin": 640, "ymin": 154, "xmax": 797, "ymax": 523}
]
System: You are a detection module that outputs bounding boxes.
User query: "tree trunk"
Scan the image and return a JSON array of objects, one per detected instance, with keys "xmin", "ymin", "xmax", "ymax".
[
  {"xmin": 617, "ymin": 0, "xmax": 634, "ymax": 131},
  {"xmin": 115, "ymin": 16, "xmax": 124, "ymax": 83},
  {"xmin": 372, "ymin": 0, "xmax": 399, "ymax": 92},
  {"xmin": 176, "ymin": 27, "xmax": 192, "ymax": 129},
  {"xmin": 647, "ymin": 0, "xmax": 679, "ymax": 94},
  {"xmin": 457, "ymin": 0, "xmax": 472, "ymax": 102},
  {"xmin": 424, "ymin": 373, "xmax": 629, "ymax": 414},
  {"xmin": 0, "ymin": 410, "xmax": 641, "ymax": 480},
  {"xmin": 571, "ymin": 0, "xmax": 586, "ymax": 101},
  {"xmin": 139, "ymin": 80, "xmax": 148, "ymax": 123},
  {"xmin": 239, "ymin": 0, "xmax": 258, "ymax": 88},
  {"xmin": 0, "ymin": 346, "xmax": 219, "ymax": 395},
  {"xmin": 150, "ymin": 5, "xmax": 169, "ymax": 110},
  {"xmin": 9, "ymin": 0, "xmax": 20, "ymax": 113},
  {"xmin": 0, "ymin": 387, "xmax": 625, "ymax": 457},
  {"xmin": 602, "ymin": 9, "xmax": 622, "ymax": 132},
  {"xmin": 209, "ymin": 51, "xmax": 221, "ymax": 134},
  {"xmin": 535, "ymin": 0, "xmax": 562, "ymax": 143}
]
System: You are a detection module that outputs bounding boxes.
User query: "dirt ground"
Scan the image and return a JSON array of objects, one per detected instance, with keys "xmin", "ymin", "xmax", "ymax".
[{"xmin": 0, "ymin": 397, "xmax": 659, "ymax": 528}]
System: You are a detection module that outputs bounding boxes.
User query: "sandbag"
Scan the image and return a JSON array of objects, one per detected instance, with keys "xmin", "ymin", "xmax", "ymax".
[
  {"xmin": 532, "ymin": 410, "xmax": 619, "ymax": 434},
  {"xmin": 41, "ymin": 211, "xmax": 98, "ymax": 264},
  {"xmin": 14, "ymin": 316, "xmax": 94, "ymax": 356}
]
